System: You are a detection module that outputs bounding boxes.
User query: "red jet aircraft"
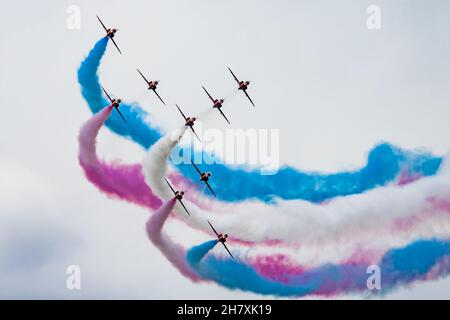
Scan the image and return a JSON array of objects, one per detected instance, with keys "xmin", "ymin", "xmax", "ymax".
[
  {"xmin": 101, "ymin": 85, "xmax": 126, "ymax": 123},
  {"xmin": 176, "ymin": 104, "xmax": 201, "ymax": 142},
  {"xmin": 207, "ymin": 220, "xmax": 233, "ymax": 259},
  {"xmin": 191, "ymin": 160, "xmax": 216, "ymax": 197},
  {"xmin": 97, "ymin": 15, "xmax": 122, "ymax": 54},
  {"xmin": 228, "ymin": 67, "xmax": 255, "ymax": 107},
  {"xmin": 137, "ymin": 68, "xmax": 166, "ymax": 105},
  {"xmin": 164, "ymin": 177, "xmax": 190, "ymax": 216},
  {"xmin": 202, "ymin": 86, "xmax": 230, "ymax": 125}
]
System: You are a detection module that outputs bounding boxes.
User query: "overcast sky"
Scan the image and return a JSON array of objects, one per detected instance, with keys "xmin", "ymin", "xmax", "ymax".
[{"xmin": 1, "ymin": 0, "xmax": 450, "ymax": 299}]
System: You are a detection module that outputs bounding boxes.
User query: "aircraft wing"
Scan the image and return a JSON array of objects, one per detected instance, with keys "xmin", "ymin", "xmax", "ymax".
[
  {"xmin": 207, "ymin": 220, "xmax": 219, "ymax": 237},
  {"xmin": 164, "ymin": 177, "xmax": 176, "ymax": 195},
  {"xmin": 190, "ymin": 126, "xmax": 201, "ymax": 142},
  {"xmin": 97, "ymin": 15, "xmax": 108, "ymax": 32},
  {"xmin": 115, "ymin": 108, "xmax": 127, "ymax": 123},
  {"xmin": 228, "ymin": 67, "xmax": 240, "ymax": 84},
  {"xmin": 178, "ymin": 199, "xmax": 190, "ymax": 216},
  {"xmin": 101, "ymin": 85, "xmax": 113, "ymax": 103},
  {"xmin": 110, "ymin": 37, "xmax": 122, "ymax": 54},
  {"xmin": 202, "ymin": 86, "xmax": 215, "ymax": 102},
  {"xmin": 176, "ymin": 104, "xmax": 187, "ymax": 121},
  {"xmin": 153, "ymin": 89, "xmax": 166, "ymax": 105},
  {"xmin": 217, "ymin": 108, "xmax": 231, "ymax": 125},
  {"xmin": 204, "ymin": 181, "xmax": 216, "ymax": 197},
  {"xmin": 222, "ymin": 242, "xmax": 234, "ymax": 259},
  {"xmin": 137, "ymin": 68, "xmax": 150, "ymax": 84},
  {"xmin": 243, "ymin": 90, "xmax": 255, "ymax": 107},
  {"xmin": 190, "ymin": 160, "xmax": 202, "ymax": 175}
]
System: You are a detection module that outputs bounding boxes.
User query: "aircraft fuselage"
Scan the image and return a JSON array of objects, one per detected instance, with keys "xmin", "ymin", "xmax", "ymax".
[
  {"xmin": 218, "ymin": 234, "xmax": 227, "ymax": 243},
  {"xmin": 238, "ymin": 81, "xmax": 250, "ymax": 90},
  {"xmin": 175, "ymin": 191, "xmax": 184, "ymax": 200},
  {"xmin": 106, "ymin": 29, "xmax": 116, "ymax": 38},
  {"xmin": 200, "ymin": 173, "xmax": 210, "ymax": 182}
]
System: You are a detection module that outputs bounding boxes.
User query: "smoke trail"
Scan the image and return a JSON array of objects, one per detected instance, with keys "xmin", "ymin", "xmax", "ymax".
[
  {"xmin": 78, "ymin": 106, "xmax": 162, "ymax": 209},
  {"xmin": 78, "ymin": 105, "xmax": 228, "ymax": 218},
  {"xmin": 76, "ymin": 104, "xmax": 450, "ymax": 298},
  {"xmin": 146, "ymin": 198, "xmax": 202, "ymax": 281},
  {"xmin": 77, "ymin": 39, "xmax": 443, "ymax": 203},
  {"xmin": 143, "ymin": 131, "xmax": 450, "ymax": 247},
  {"xmin": 78, "ymin": 37, "xmax": 163, "ymax": 147},
  {"xmin": 79, "ymin": 107, "xmax": 450, "ymax": 257},
  {"xmin": 78, "ymin": 37, "xmax": 108, "ymax": 114},
  {"xmin": 138, "ymin": 193, "xmax": 450, "ymax": 298},
  {"xmin": 144, "ymin": 197, "xmax": 450, "ymax": 298},
  {"xmin": 186, "ymin": 238, "xmax": 450, "ymax": 297},
  {"xmin": 186, "ymin": 240, "xmax": 320, "ymax": 297}
]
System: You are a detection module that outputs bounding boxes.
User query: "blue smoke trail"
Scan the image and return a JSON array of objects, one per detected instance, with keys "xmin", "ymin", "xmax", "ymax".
[
  {"xmin": 379, "ymin": 239, "xmax": 450, "ymax": 289},
  {"xmin": 77, "ymin": 38, "xmax": 443, "ymax": 203},
  {"xmin": 186, "ymin": 239, "xmax": 450, "ymax": 297},
  {"xmin": 186, "ymin": 240, "xmax": 320, "ymax": 296},
  {"xmin": 77, "ymin": 37, "xmax": 162, "ymax": 147}
]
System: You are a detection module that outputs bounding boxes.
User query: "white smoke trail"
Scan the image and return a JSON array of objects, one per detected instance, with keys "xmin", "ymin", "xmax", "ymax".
[{"xmin": 142, "ymin": 131, "xmax": 450, "ymax": 251}]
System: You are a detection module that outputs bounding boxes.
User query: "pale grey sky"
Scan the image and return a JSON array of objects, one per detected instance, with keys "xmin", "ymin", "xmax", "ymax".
[{"xmin": 1, "ymin": 0, "xmax": 450, "ymax": 299}]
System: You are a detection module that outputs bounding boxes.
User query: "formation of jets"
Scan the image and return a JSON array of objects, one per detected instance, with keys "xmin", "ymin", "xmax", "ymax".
[
  {"xmin": 97, "ymin": 16, "xmax": 254, "ymax": 125},
  {"xmin": 96, "ymin": 15, "xmax": 257, "ymax": 259},
  {"xmin": 164, "ymin": 176, "xmax": 232, "ymax": 258}
]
